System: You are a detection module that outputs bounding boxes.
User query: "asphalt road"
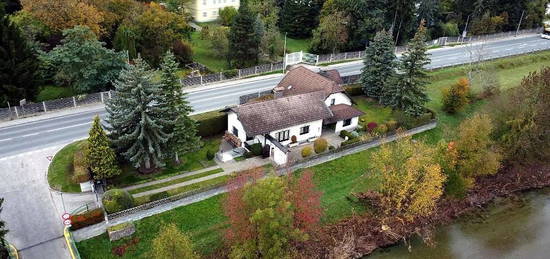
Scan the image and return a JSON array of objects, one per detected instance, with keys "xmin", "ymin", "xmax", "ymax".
[{"xmin": 1, "ymin": 35, "xmax": 550, "ymax": 158}]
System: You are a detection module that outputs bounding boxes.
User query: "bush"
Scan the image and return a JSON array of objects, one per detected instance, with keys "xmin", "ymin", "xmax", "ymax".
[
  {"xmin": 328, "ymin": 145, "xmax": 335, "ymax": 150},
  {"xmin": 344, "ymin": 85, "xmax": 363, "ymax": 96},
  {"xmin": 222, "ymin": 69, "xmax": 238, "ymax": 78},
  {"xmin": 366, "ymin": 122, "xmax": 378, "ymax": 132},
  {"xmin": 313, "ymin": 138, "xmax": 328, "ymax": 154},
  {"xmin": 291, "ymin": 135, "xmax": 297, "ymax": 143},
  {"xmin": 193, "ymin": 111, "xmax": 227, "ymax": 138},
  {"xmin": 36, "ymin": 85, "xmax": 75, "ymax": 102},
  {"xmin": 172, "ymin": 40, "xmax": 193, "ymax": 65},
  {"xmin": 394, "ymin": 110, "xmax": 433, "ymax": 129},
  {"xmin": 339, "ymin": 130, "xmax": 350, "ymax": 139},
  {"xmin": 70, "ymin": 208, "xmax": 104, "ymax": 230},
  {"xmin": 442, "ymin": 78, "xmax": 470, "ymax": 114},
  {"xmin": 249, "ymin": 143, "xmax": 262, "ymax": 156},
  {"xmin": 375, "ymin": 124, "xmax": 388, "ymax": 135},
  {"xmin": 385, "ymin": 120, "xmax": 398, "ymax": 131},
  {"xmin": 219, "ymin": 6, "xmax": 238, "ymax": 26},
  {"xmin": 102, "ymin": 189, "xmax": 135, "ymax": 214},
  {"xmin": 301, "ymin": 146, "xmax": 313, "ymax": 158},
  {"xmin": 206, "ymin": 150, "xmax": 215, "ymax": 160},
  {"xmin": 150, "ymin": 191, "xmax": 170, "ymax": 201}
]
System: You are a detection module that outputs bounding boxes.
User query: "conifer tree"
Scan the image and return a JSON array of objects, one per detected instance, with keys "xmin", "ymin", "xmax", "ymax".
[
  {"xmin": 0, "ymin": 7, "xmax": 40, "ymax": 107},
  {"xmin": 160, "ymin": 51, "xmax": 201, "ymax": 164},
  {"xmin": 360, "ymin": 30, "xmax": 397, "ymax": 101},
  {"xmin": 229, "ymin": 2, "xmax": 260, "ymax": 68},
  {"xmin": 106, "ymin": 57, "xmax": 172, "ymax": 171},
  {"xmin": 279, "ymin": 0, "xmax": 320, "ymax": 38},
  {"xmin": 0, "ymin": 197, "xmax": 8, "ymax": 259},
  {"xmin": 384, "ymin": 21, "xmax": 431, "ymax": 116},
  {"xmin": 86, "ymin": 115, "xmax": 121, "ymax": 180}
]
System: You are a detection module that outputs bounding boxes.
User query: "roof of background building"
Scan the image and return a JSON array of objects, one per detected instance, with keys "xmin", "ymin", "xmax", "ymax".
[
  {"xmin": 273, "ymin": 66, "xmax": 344, "ymax": 97},
  {"xmin": 231, "ymin": 91, "xmax": 333, "ymax": 136}
]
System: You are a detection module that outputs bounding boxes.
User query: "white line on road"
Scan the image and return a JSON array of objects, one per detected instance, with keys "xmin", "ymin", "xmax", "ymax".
[
  {"xmin": 45, "ymin": 122, "xmax": 91, "ymax": 133},
  {"xmin": 0, "ymin": 137, "xmax": 13, "ymax": 142},
  {"xmin": 21, "ymin": 132, "xmax": 39, "ymax": 137}
]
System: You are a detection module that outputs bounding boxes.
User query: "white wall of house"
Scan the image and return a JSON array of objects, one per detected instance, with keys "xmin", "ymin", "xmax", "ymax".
[
  {"xmin": 325, "ymin": 93, "xmax": 351, "ymax": 107},
  {"xmin": 227, "ymin": 111, "xmax": 246, "ymax": 147},
  {"xmin": 187, "ymin": 0, "xmax": 240, "ymax": 22},
  {"xmin": 335, "ymin": 117, "xmax": 360, "ymax": 134},
  {"xmin": 265, "ymin": 137, "xmax": 288, "ymax": 165},
  {"xmin": 269, "ymin": 120, "xmax": 323, "ymax": 146}
]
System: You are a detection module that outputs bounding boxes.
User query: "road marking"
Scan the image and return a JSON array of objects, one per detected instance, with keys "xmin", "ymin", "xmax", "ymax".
[
  {"xmin": 45, "ymin": 122, "xmax": 91, "ymax": 133},
  {"xmin": 0, "ymin": 137, "xmax": 13, "ymax": 142},
  {"xmin": 21, "ymin": 132, "xmax": 39, "ymax": 137}
]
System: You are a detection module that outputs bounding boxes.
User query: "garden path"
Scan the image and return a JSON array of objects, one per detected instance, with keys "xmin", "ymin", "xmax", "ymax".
[{"xmin": 123, "ymin": 165, "xmax": 221, "ymax": 192}]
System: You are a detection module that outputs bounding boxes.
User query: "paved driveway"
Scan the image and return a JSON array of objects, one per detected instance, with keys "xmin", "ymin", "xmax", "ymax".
[{"xmin": 0, "ymin": 146, "xmax": 96, "ymax": 259}]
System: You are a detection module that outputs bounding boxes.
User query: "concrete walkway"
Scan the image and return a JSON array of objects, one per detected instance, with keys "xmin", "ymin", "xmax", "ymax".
[
  {"xmin": 123, "ymin": 165, "xmax": 221, "ymax": 192},
  {"xmin": 218, "ymin": 156, "xmax": 271, "ymax": 173},
  {"xmin": 131, "ymin": 171, "xmax": 229, "ymax": 198}
]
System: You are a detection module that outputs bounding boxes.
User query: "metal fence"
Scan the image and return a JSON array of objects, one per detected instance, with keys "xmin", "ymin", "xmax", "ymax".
[{"xmin": 0, "ymin": 91, "xmax": 112, "ymax": 121}]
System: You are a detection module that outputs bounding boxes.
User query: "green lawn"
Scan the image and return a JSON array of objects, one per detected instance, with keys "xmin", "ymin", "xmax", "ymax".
[
  {"xmin": 77, "ymin": 51, "xmax": 550, "ymax": 258},
  {"xmin": 128, "ymin": 168, "xmax": 225, "ymax": 195},
  {"xmin": 352, "ymin": 96, "xmax": 395, "ymax": 126},
  {"xmin": 190, "ymin": 31, "xmax": 229, "ymax": 72},
  {"xmin": 285, "ymin": 36, "xmax": 311, "ymax": 53},
  {"xmin": 108, "ymin": 137, "xmax": 221, "ymax": 188},
  {"xmin": 47, "ymin": 140, "xmax": 86, "ymax": 193}
]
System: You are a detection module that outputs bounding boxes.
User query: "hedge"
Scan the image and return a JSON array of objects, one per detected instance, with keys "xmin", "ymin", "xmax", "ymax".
[
  {"xmin": 192, "ymin": 111, "xmax": 227, "ymax": 138},
  {"xmin": 70, "ymin": 208, "xmax": 104, "ymax": 230},
  {"xmin": 103, "ymin": 189, "xmax": 135, "ymax": 214}
]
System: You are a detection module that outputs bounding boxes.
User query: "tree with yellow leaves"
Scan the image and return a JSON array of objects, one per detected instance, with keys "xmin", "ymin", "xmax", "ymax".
[
  {"xmin": 366, "ymin": 136, "xmax": 446, "ymax": 221},
  {"xmin": 21, "ymin": 0, "xmax": 104, "ymax": 35}
]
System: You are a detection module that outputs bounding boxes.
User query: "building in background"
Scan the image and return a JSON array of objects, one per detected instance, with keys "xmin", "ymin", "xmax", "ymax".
[{"xmin": 186, "ymin": 0, "xmax": 240, "ymax": 22}]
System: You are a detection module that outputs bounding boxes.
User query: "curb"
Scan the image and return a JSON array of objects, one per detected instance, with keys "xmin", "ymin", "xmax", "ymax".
[
  {"xmin": 64, "ymin": 227, "xmax": 81, "ymax": 259},
  {"xmin": 8, "ymin": 243, "xmax": 19, "ymax": 259}
]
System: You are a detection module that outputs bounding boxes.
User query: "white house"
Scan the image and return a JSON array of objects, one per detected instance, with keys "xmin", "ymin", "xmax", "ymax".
[
  {"xmin": 222, "ymin": 66, "xmax": 364, "ymax": 165},
  {"xmin": 186, "ymin": 0, "xmax": 240, "ymax": 22}
]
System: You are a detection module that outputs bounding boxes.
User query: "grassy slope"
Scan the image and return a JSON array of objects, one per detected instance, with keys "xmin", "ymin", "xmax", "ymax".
[
  {"xmin": 77, "ymin": 51, "xmax": 550, "ymax": 258},
  {"xmin": 47, "ymin": 140, "xmax": 86, "ymax": 193},
  {"xmin": 190, "ymin": 32, "xmax": 229, "ymax": 72},
  {"xmin": 285, "ymin": 36, "xmax": 312, "ymax": 53}
]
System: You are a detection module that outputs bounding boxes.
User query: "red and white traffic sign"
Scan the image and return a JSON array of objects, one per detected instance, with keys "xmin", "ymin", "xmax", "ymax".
[
  {"xmin": 63, "ymin": 219, "xmax": 72, "ymax": 226},
  {"xmin": 61, "ymin": 213, "xmax": 71, "ymax": 220}
]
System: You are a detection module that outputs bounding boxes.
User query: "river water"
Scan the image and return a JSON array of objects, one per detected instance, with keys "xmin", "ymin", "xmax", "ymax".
[{"xmin": 368, "ymin": 188, "xmax": 550, "ymax": 259}]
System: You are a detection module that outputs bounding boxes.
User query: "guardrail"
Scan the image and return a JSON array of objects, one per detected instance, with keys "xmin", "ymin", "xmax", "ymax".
[{"xmin": 64, "ymin": 227, "xmax": 81, "ymax": 259}]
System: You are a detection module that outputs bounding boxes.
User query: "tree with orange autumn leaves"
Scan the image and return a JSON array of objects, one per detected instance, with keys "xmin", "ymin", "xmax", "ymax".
[{"xmin": 224, "ymin": 167, "xmax": 322, "ymax": 258}]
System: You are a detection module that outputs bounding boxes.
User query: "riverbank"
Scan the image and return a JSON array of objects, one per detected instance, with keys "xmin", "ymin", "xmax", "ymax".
[{"xmin": 298, "ymin": 163, "xmax": 550, "ymax": 258}]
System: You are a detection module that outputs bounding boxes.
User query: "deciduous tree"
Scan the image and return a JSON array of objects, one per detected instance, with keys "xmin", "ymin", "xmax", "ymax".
[
  {"xmin": 219, "ymin": 6, "xmax": 238, "ymax": 26},
  {"xmin": 21, "ymin": 0, "xmax": 104, "ymax": 35},
  {"xmin": 0, "ymin": 198, "xmax": 8, "ymax": 259},
  {"xmin": 384, "ymin": 21, "xmax": 431, "ymax": 117},
  {"xmin": 360, "ymin": 30, "xmax": 396, "ymax": 101},
  {"xmin": 106, "ymin": 57, "xmax": 172, "ymax": 171},
  {"xmin": 85, "ymin": 115, "xmax": 121, "ymax": 180},
  {"xmin": 290, "ymin": 170, "xmax": 322, "ymax": 232},
  {"xmin": 150, "ymin": 223, "xmax": 199, "ymax": 259},
  {"xmin": 310, "ymin": 10, "xmax": 349, "ymax": 54},
  {"xmin": 364, "ymin": 136, "xmax": 446, "ymax": 221},
  {"xmin": 39, "ymin": 26, "xmax": 127, "ymax": 93},
  {"xmin": 442, "ymin": 78, "xmax": 470, "ymax": 114}
]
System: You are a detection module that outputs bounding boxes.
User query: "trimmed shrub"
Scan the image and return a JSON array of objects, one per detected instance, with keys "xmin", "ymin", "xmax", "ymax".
[
  {"xmin": 366, "ymin": 122, "xmax": 378, "ymax": 132},
  {"xmin": 70, "ymin": 208, "xmax": 104, "ymax": 230},
  {"xmin": 150, "ymin": 191, "xmax": 169, "ymax": 201},
  {"xmin": 193, "ymin": 112, "xmax": 227, "ymax": 138},
  {"xmin": 385, "ymin": 120, "xmax": 399, "ymax": 131},
  {"xmin": 375, "ymin": 124, "xmax": 388, "ymax": 135},
  {"xmin": 301, "ymin": 146, "xmax": 313, "ymax": 158},
  {"xmin": 339, "ymin": 130, "xmax": 350, "ymax": 139},
  {"xmin": 291, "ymin": 135, "xmax": 297, "ymax": 143},
  {"xmin": 102, "ymin": 189, "xmax": 134, "ymax": 214},
  {"xmin": 313, "ymin": 138, "xmax": 328, "ymax": 154},
  {"xmin": 249, "ymin": 143, "xmax": 262, "ymax": 156},
  {"xmin": 206, "ymin": 150, "xmax": 215, "ymax": 160}
]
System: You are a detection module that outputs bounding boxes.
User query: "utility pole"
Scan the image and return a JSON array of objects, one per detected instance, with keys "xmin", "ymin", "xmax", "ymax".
[
  {"xmin": 461, "ymin": 15, "xmax": 471, "ymax": 43},
  {"xmin": 282, "ymin": 32, "xmax": 288, "ymax": 74},
  {"xmin": 516, "ymin": 10, "xmax": 525, "ymax": 37}
]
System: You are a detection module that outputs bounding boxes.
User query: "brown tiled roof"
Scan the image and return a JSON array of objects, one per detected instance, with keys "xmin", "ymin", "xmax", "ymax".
[
  {"xmin": 319, "ymin": 69, "xmax": 344, "ymax": 84},
  {"xmin": 232, "ymin": 91, "xmax": 333, "ymax": 136},
  {"xmin": 324, "ymin": 104, "xmax": 365, "ymax": 124},
  {"xmin": 274, "ymin": 66, "xmax": 344, "ymax": 97}
]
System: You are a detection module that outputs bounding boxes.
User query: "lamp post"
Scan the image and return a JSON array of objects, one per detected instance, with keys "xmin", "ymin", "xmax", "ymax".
[
  {"xmin": 516, "ymin": 10, "xmax": 525, "ymax": 37},
  {"xmin": 282, "ymin": 32, "xmax": 287, "ymax": 74}
]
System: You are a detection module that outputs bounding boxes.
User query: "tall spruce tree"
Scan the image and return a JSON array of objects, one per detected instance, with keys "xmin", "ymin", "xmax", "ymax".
[
  {"xmin": 86, "ymin": 115, "xmax": 121, "ymax": 180},
  {"xmin": 384, "ymin": 21, "xmax": 431, "ymax": 117},
  {"xmin": 0, "ymin": 198, "xmax": 8, "ymax": 259},
  {"xmin": 106, "ymin": 57, "xmax": 172, "ymax": 171},
  {"xmin": 279, "ymin": 0, "xmax": 320, "ymax": 38},
  {"xmin": 229, "ymin": 2, "xmax": 260, "ymax": 68},
  {"xmin": 360, "ymin": 30, "xmax": 397, "ymax": 101},
  {"xmin": 0, "ymin": 7, "xmax": 40, "ymax": 107},
  {"xmin": 159, "ymin": 51, "xmax": 201, "ymax": 164}
]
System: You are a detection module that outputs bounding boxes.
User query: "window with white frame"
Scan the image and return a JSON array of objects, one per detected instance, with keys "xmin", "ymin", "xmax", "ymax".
[
  {"xmin": 300, "ymin": 126, "xmax": 309, "ymax": 135},
  {"xmin": 203, "ymin": 12, "xmax": 207, "ymax": 17},
  {"xmin": 212, "ymin": 10, "xmax": 217, "ymax": 15},
  {"xmin": 276, "ymin": 130, "xmax": 290, "ymax": 142}
]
